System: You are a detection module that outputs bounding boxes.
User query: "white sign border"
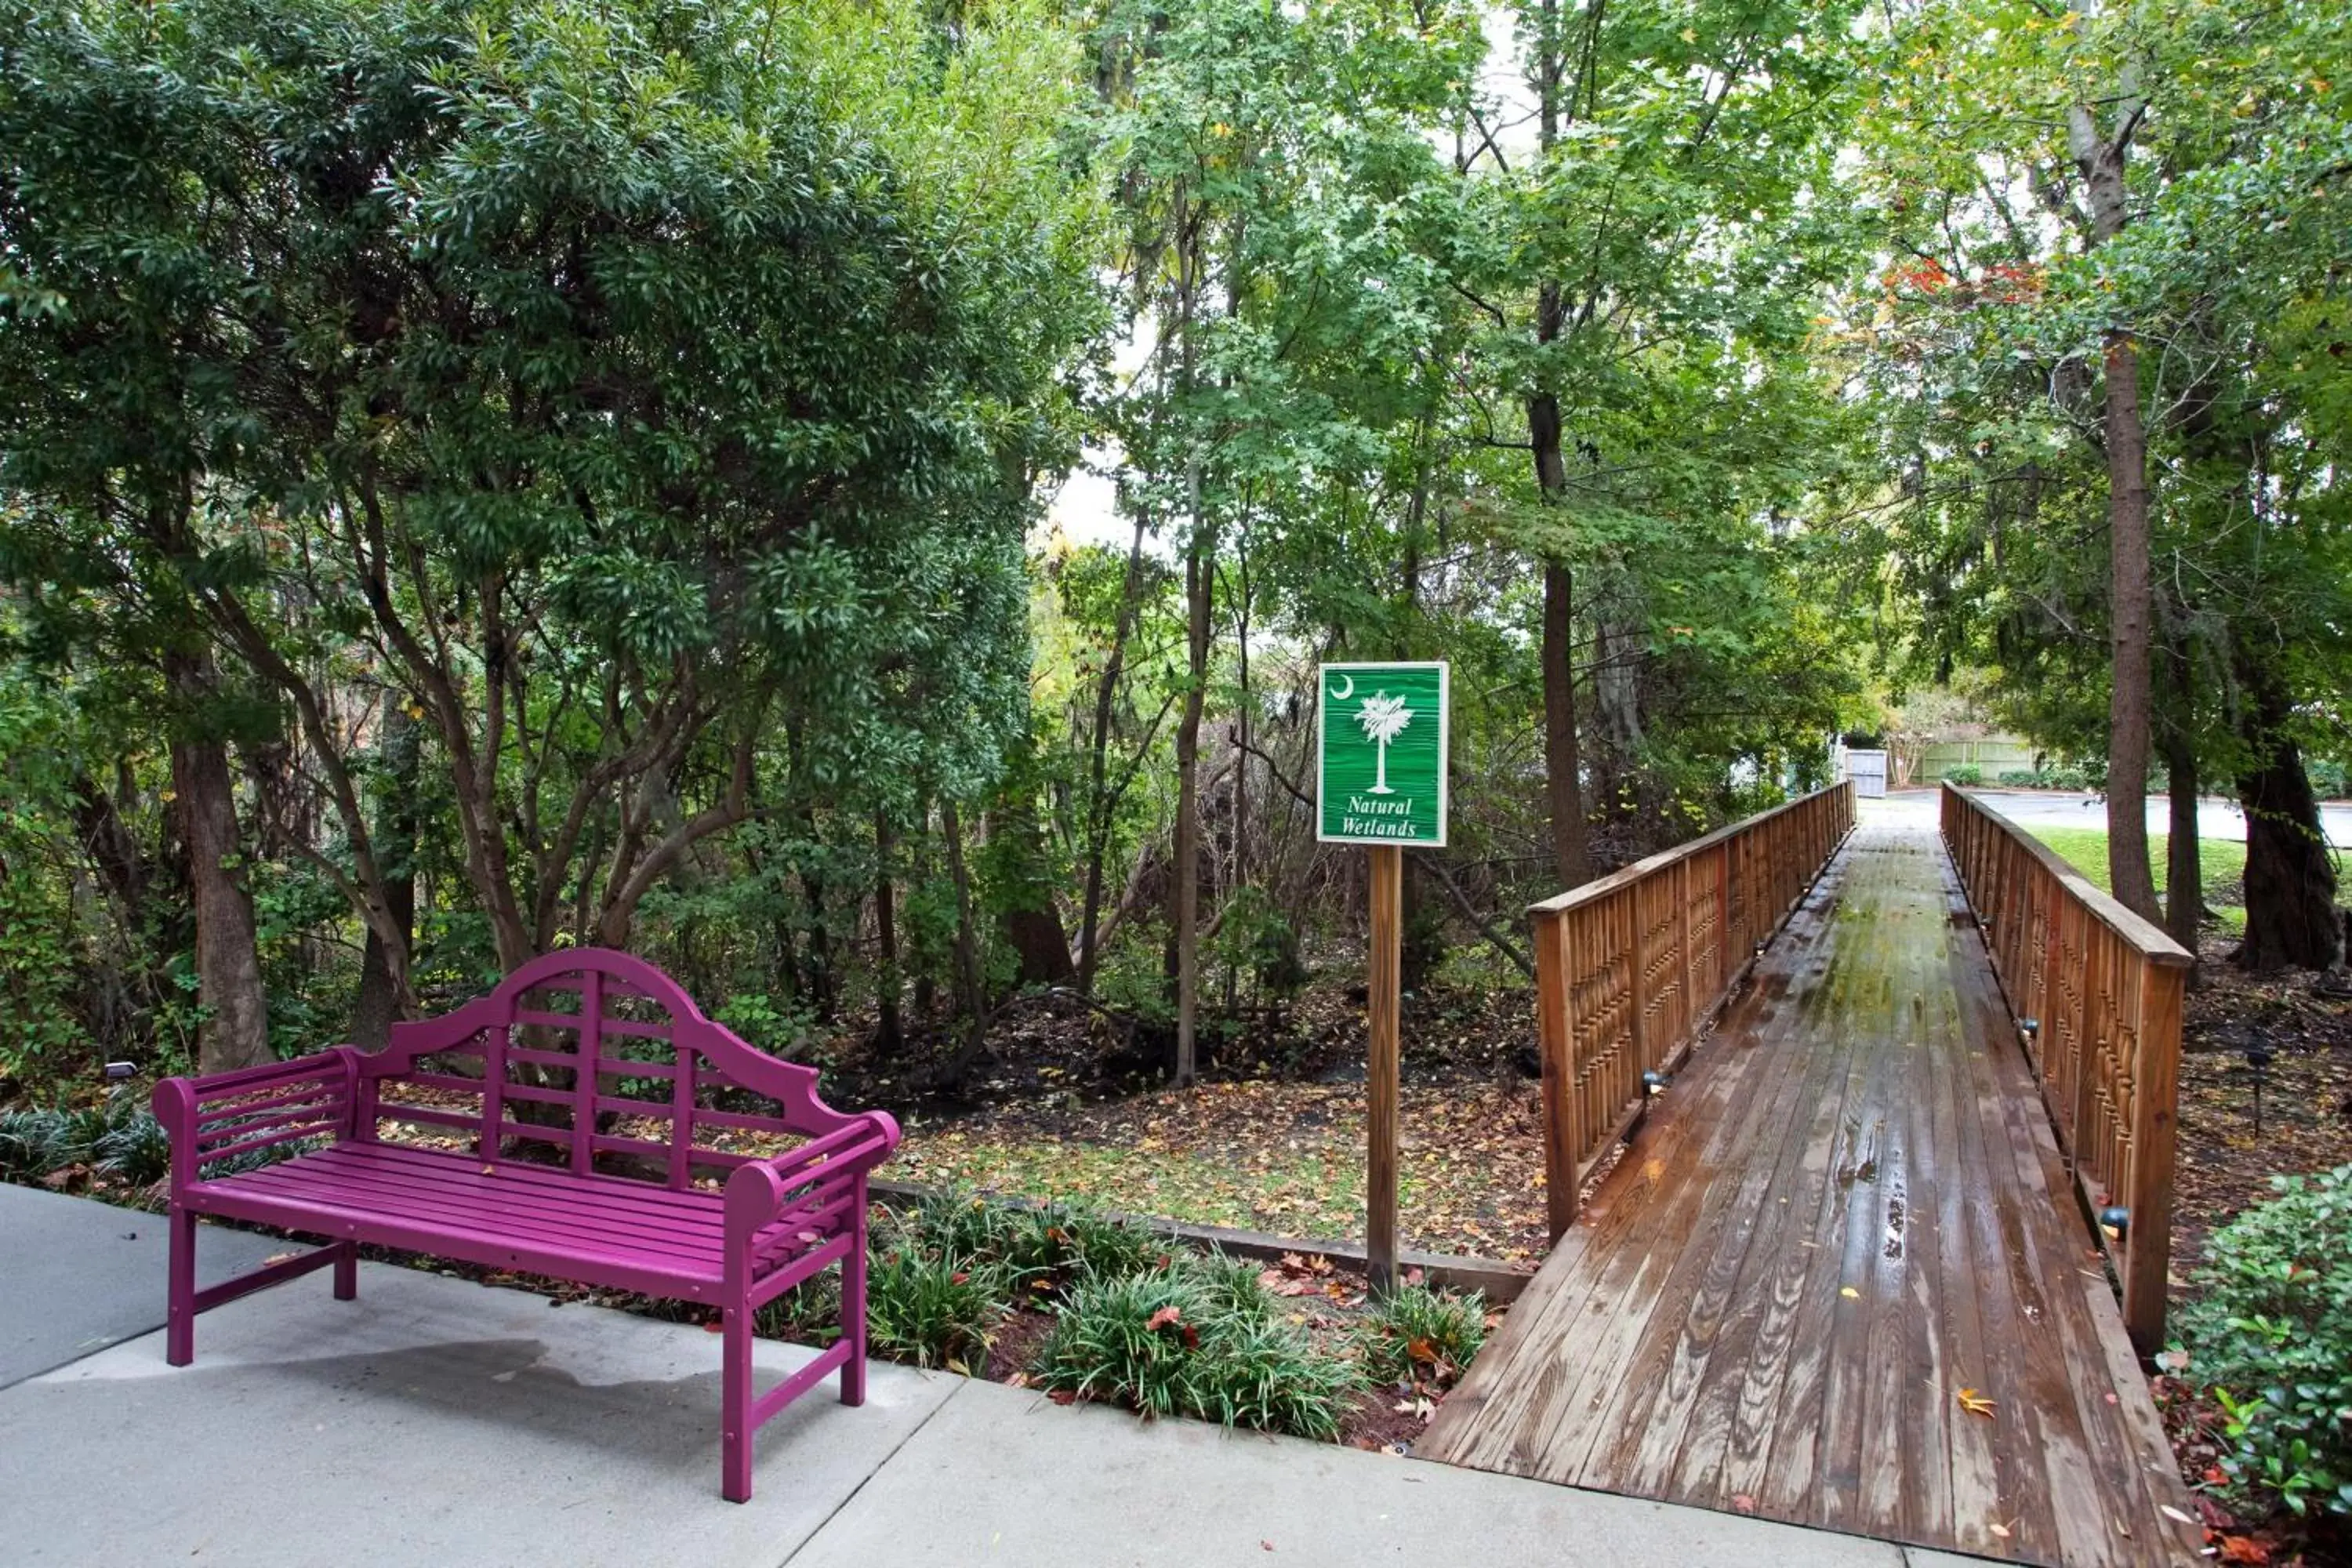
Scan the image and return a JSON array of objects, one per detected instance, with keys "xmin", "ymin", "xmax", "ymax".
[{"xmin": 1314, "ymin": 660, "xmax": 1450, "ymax": 850}]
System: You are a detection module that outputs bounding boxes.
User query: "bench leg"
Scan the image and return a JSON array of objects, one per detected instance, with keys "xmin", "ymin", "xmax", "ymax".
[
  {"xmin": 721, "ymin": 1304, "xmax": 753, "ymax": 1503},
  {"xmin": 840, "ymin": 1224, "xmax": 868, "ymax": 1408},
  {"xmin": 166, "ymin": 1205, "xmax": 197, "ymax": 1367},
  {"xmin": 332, "ymin": 1240, "xmax": 358, "ymax": 1301}
]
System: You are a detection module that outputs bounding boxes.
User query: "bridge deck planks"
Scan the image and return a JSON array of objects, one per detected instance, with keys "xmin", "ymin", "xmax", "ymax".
[{"xmin": 1418, "ymin": 817, "xmax": 2199, "ymax": 1567}]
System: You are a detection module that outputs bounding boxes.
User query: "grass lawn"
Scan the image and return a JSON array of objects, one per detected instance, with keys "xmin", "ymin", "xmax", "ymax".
[{"xmin": 2020, "ymin": 825, "xmax": 2245, "ymax": 933}]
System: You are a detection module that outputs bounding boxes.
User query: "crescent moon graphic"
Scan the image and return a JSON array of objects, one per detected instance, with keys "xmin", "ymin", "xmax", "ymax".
[{"xmin": 1329, "ymin": 673, "xmax": 1355, "ymax": 701}]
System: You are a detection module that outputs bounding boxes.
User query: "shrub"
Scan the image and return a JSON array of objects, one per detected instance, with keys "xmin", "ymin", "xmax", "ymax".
[
  {"xmin": 1035, "ymin": 1263, "xmax": 1361, "ymax": 1440},
  {"xmin": 2175, "ymin": 1164, "xmax": 2352, "ymax": 1522},
  {"xmin": 1943, "ymin": 764, "xmax": 1983, "ymax": 786},
  {"xmin": 0, "ymin": 1107, "xmax": 64, "ymax": 1180},
  {"xmin": 1355, "ymin": 1284, "xmax": 1488, "ymax": 1385},
  {"xmin": 96, "ymin": 1110, "xmax": 172, "ymax": 1187},
  {"xmin": 865, "ymin": 1244, "xmax": 1003, "ymax": 1370},
  {"xmin": 754, "ymin": 1269, "xmax": 844, "ymax": 1348}
]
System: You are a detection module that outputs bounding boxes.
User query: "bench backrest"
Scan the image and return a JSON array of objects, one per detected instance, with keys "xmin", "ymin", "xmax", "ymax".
[{"xmin": 361, "ymin": 949, "xmax": 865, "ymax": 1189}]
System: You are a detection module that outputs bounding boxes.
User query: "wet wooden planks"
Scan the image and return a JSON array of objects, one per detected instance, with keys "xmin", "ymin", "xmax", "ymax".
[{"xmin": 1419, "ymin": 817, "xmax": 2199, "ymax": 1567}]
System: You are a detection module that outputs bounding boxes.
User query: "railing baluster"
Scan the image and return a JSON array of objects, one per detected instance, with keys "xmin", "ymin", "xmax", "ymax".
[
  {"xmin": 1536, "ymin": 781, "xmax": 1854, "ymax": 1241},
  {"xmin": 1937, "ymin": 782, "xmax": 2188, "ymax": 1356}
]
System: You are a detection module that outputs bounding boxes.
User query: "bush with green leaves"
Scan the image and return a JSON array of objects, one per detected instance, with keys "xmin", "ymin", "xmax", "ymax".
[
  {"xmin": 864, "ymin": 1244, "xmax": 1004, "ymax": 1370},
  {"xmin": 96, "ymin": 1110, "xmax": 173, "ymax": 1187},
  {"xmin": 1942, "ymin": 764, "xmax": 1983, "ymax": 786},
  {"xmin": 0, "ymin": 1108, "xmax": 64, "ymax": 1180},
  {"xmin": 900, "ymin": 1191, "xmax": 1166, "ymax": 1292},
  {"xmin": 2175, "ymin": 1164, "xmax": 2352, "ymax": 1522},
  {"xmin": 1035, "ymin": 1260, "xmax": 1360, "ymax": 1440},
  {"xmin": 1355, "ymin": 1285, "xmax": 1487, "ymax": 1386}
]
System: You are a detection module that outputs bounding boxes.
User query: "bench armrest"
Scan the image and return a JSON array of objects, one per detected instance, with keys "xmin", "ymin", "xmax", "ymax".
[
  {"xmin": 721, "ymin": 1111, "xmax": 899, "ymax": 1263},
  {"xmin": 154, "ymin": 1048, "xmax": 363, "ymax": 1191}
]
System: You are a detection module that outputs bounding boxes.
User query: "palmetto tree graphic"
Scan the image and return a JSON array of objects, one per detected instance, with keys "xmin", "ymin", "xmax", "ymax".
[{"xmin": 1355, "ymin": 691, "xmax": 1414, "ymax": 793}]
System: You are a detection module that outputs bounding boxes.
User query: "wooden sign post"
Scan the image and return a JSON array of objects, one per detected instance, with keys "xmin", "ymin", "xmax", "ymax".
[{"xmin": 1316, "ymin": 662, "xmax": 1448, "ymax": 1296}]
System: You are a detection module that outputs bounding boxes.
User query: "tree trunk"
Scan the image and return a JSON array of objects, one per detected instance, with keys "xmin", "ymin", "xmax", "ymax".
[
  {"xmin": 2160, "ymin": 727, "xmax": 2202, "ymax": 960},
  {"xmin": 1077, "ymin": 513, "xmax": 1150, "ymax": 996},
  {"xmin": 2067, "ymin": 98, "xmax": 2160, "ymax": 924},
  {"xmin": 874, "ymin": 808, "xmax": 902, "ymax": 1055},
  {"xmin": 2231, "ymin": 654, "xmax": 2340, "ymax": 973},
  {"xmin": 167, "ymin": 650, "xmax": 271, "ymax": 1074},
  {"xmin": 352, "ymin": 702, "xmax": 419, "ymax": 1050},
  {"xmin": 1172, "ymin": 493, "xmax": 1210, "ymax": 1087},
  {"xmin": 936, "ymin": 798, "xmax": 990, "ymax": 1086},
  {"xmin": 1541, "ymin": 555, "xmax": 1593, "ymax": 890}
]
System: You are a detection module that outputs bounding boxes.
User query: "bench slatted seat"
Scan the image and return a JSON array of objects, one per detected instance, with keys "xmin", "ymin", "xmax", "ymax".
[{"xmin": 153, "ymin": 949, "xmax": 899, "ymax": 1502}]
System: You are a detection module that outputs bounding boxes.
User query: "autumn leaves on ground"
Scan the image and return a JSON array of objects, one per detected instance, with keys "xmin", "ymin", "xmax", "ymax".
[{"xmin": 894, "ymin": 1076, "xmax": 1550, "ymax": 1262}]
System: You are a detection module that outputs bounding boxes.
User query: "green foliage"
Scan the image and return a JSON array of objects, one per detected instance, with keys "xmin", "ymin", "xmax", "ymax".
[
  {"xmin": 2175, "ymin": 1167, "xmax": 2352, "ymax": 1521},
  {"xmin": 1943, "ymin": 764, "xmax": 1983, "ymax": 787},
  {"xmin": 901, "ymin": 1190, "xmax": 1167, "ymax": 1290},
  {"xmin": 1034, "ymin": 1262, "xmax": 1360, "ymax": 1440},
  {"xmin": 0, "ymin": 1108, "xmax": 63, "ymax": 1181},
  {"xmin": 96, "ymin": 1109, "xmax": 173, "ymax": 1188},
  {"xmin": 1354, "ymin": 1284, "xmax": 1487, "ymax": 1386},
  {"xmin": 864, "ymin": 1244, "xmax": 1005, "ymax": 1371}
]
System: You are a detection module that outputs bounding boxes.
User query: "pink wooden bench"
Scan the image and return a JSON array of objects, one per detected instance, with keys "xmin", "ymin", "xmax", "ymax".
[{"xmin": 151, "ymin": 949, "xmax": 899, "ymax": 1501}]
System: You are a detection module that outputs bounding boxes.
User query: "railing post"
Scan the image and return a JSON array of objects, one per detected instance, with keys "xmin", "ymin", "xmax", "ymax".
[
  {"xmin": 2122, "ymin": 957, "xmax": 2186, "ymax": 1356},
  {"xmin": 1537, "ymin": 909, "xmax": 1578, "ymax": 1242}
]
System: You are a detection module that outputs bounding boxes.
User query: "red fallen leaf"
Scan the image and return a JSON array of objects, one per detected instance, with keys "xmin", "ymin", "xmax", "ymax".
[
  {"xmin": 1047, "ymin": 1388, "xmax": 1078, "ymax": 1406},
  {"xmin": 1730, "ymin": 1494, "xmax": 1757, "ymax": 1515},
  {"xmin": 2216, "ymin": 1537, "xmax": 2270, "ymax": 1566},
  {"xmin": 1147, "ymin": 1305, "xmax": 1184, "ymax": 1332},
  {"xmin": 1181, "ymin": 1324, "xmax": 1200, "ymax": 1349},
  {"xmin": 1406, "ymin": 1337, "xmax": 1439, "ymax": 1366},
  {"xmin": 702, "ymin": 1322, "xmax": 724, "ymax": 1334},
  {"xmin": 951, "ymin": 1272, "xmax": 971, "ymax": 1286}
]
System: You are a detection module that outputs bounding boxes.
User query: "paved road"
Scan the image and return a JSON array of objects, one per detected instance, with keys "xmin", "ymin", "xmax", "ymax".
[
  {"xmin": 4, "ymin": 1183, "xmax": 1973, "ymax": 1567},
  {"xmin": 1889, "ymin": 786, "xmax": 2352, "ymax": 848}
]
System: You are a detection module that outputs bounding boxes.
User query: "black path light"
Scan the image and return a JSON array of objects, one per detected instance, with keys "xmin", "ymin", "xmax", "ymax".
[{"xmin": 2242, "ymin": 1042, "xmax": 2274, "ymax": 1136}]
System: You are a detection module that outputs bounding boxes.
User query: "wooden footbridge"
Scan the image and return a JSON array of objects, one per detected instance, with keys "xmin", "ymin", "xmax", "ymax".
[{"xmin": 1421, "ymin": 784, "xmax": 2202, "ymax": 1566}]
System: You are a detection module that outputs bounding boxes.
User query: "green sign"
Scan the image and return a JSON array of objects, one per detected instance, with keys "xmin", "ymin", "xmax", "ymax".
[{"xmin": 1316, "ymin": 662, "xmax": 1449, "ymax": 848}]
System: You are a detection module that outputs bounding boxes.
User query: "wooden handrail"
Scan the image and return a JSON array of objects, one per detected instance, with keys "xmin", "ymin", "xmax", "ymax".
[
  {"xmin": 1534, "ymin": 780, "xmax": 1857, "ymax": 1240},
  {"xmin": 1940, "ymin": 783, "xmax": 2190, "ymax": 1356}
]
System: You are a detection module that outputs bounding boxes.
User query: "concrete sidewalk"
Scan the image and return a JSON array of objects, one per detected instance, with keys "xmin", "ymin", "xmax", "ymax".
[{"xmin": 0, "ymin": 1185, "xmax": 1978, "ymax": 1567}]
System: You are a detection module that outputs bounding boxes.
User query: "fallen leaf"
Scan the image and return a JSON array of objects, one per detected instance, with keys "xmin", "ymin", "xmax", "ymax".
[
  {"xmin": 2158, "ymin": 1504, "xmax": 2196, "ymax": 1526},
  {"xmin": 1730, "ymin": 1494, "xmax": 1757, "ymax": 1515},
  {"xmin": 1957, "ymin": 1387, "xmax": 1997, "ymax": 1418},
  {"xmin": 1839, "ymin": 1285, "xmax": 1860, "ymax": 1300},
  {"xmin": 1146, "ymin": 1305, "xmax": 1185, "ymax": 1332},
  {"xmin": 2216, "ymin": 1536, "xmax": 2270, "ymax": 1566},
  {"xmin": 1987, "ymin": 1522, "xmax": 2012, "ymax": 1541}
]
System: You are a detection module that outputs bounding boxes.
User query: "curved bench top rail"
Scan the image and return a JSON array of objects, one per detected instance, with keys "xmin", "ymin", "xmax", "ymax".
[
  {"xmin": 1944, "ymin": 786, "xmax": 2193, "ymax": 969},
  {"xmin": 374, "ymin": 948, "xmax": 866, "ymax": 1140},
  {"xmin": 1526, "ymin": 782, "xmax": 1850, "ymax": 919}
]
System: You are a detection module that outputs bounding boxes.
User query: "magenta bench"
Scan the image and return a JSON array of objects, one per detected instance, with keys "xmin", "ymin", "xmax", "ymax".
[{"xmin": 151, "ymin": 949, "xmax": 899, "ymax": 1501}]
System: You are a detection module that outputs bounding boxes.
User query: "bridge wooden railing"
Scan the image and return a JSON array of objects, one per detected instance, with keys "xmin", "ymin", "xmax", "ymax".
[
  {"xmin": 1533, "ymin": 781, "xmax": 1856, "ymax": 1240},
  {"xmin": 1940, "ymin": 784, "xmax": 2190, "ymax": 1356}
]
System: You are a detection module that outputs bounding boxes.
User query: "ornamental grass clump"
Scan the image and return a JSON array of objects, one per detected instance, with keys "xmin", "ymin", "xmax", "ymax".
[
  {"xmin": 0, "ymin": 1108, "xmax": 64, "ymax": 1180},
  {"xmin": 863, "ymin": 1243, "xmax": 1004, "ymax": 1371},
  {"xmin": 1035, "ymin": 1259, "xmax": 1360, "ymax": 1441},
  {"xmin": 2174, "ymin": 1163, "xmax": 2352, "ymax": 1523},
  {"xmin": 1355, "ymin": 1283, "xmax": 1487, "ymax": 1386}
]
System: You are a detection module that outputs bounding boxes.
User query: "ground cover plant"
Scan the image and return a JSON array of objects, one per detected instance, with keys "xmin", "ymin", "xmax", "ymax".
[{"xmin": 2170, "ymin": 1166, "xmax": 2352, "ymax": 1544}]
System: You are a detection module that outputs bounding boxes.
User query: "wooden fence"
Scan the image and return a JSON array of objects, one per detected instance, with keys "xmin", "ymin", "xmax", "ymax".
[
  {"xmin": 1940, "ymin": 784, "xmax": 2190, "ymax": 1355},
  {"xmin": 1533, "ymin": 782, "xmax": 1857, "ymax": 1240}
]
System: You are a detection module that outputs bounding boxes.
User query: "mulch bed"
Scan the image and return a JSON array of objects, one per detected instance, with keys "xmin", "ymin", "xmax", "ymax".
[
  {"xmin": 2152, "ymin": 936, "xmax": 2352, "ymax": 1567},
  {"xmin": 2168, "ymin": 935, "xmax": 2352, "ymax": 1293}
]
